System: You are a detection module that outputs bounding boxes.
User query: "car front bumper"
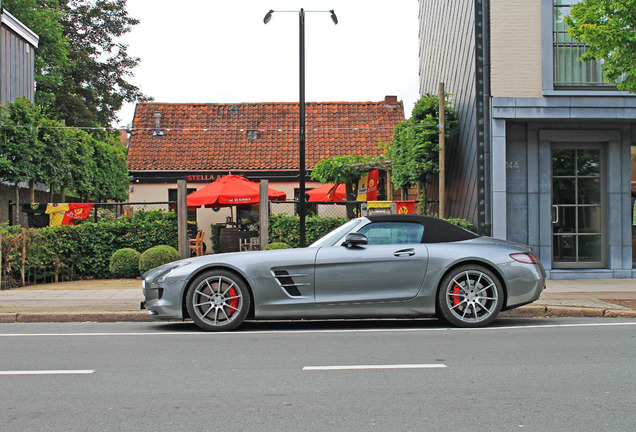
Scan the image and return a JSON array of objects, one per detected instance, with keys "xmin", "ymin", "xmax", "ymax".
[{"xmin": 142, "ymin": 278, "xmax": 187, "ymax": 320}]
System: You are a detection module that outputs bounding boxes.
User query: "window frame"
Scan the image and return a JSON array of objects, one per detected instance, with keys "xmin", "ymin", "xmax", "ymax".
[{"xmin": 541, "ymin": 0, "xmax": 628, "ymax": 96}]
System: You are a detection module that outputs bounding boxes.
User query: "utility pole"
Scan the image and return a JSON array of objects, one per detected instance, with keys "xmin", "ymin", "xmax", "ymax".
[{"xmin": 438, "ymin": 82, "xmax": 446, "ymax": 219}]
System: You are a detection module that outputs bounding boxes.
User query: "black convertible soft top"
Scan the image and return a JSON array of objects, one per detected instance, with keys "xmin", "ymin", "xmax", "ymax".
[{"xmin": 366, "ymin": 214, "xmax": 478, "ymax": 243}]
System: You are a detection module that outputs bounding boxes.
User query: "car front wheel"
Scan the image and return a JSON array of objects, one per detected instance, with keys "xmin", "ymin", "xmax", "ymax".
[
  {"xmin": 186, "ymin": 270, "xmax": 250, "ymax": 331},
  {"xmin": 438, "ymin": 265, "xmax": 504, "ymax": 327}
]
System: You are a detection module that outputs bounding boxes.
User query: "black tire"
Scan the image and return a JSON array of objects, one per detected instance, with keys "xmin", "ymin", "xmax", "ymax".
[
  {"xmin": 437, "ymin": 265, "xmax": 504, "ymax": 328},
  {"xmin": 186, "ymin": 270, "xmax": 250, "ymax": 331}
]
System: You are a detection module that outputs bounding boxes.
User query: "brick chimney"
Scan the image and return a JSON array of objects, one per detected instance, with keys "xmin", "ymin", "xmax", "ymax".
[
  {"xmin": 384, "ymin": 95, "xmax": 398, "ymax": 107},
  {"xmin": 119, "ymin": 129, "xmax": 130, "ymax": 148}
]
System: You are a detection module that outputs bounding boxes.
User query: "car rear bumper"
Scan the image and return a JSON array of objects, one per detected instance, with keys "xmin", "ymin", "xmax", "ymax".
[{"xmin": 501, "ymin": 261, "xmax": 547, "ymax": 310}]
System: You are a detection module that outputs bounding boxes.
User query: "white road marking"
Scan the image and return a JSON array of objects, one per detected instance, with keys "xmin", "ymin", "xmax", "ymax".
[
  {"xmin": 0, "ymin": 370, "xmax": 94, "ymax": 375},
  {"xmin": 303, "ymin": 364, "xmax": 447, "ymax": 371},
  {"xmin": 0, "ymin": 321, "xmax": 634, "ymax": 338}
]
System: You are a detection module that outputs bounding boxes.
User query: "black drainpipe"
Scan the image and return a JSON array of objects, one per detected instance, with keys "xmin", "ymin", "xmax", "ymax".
[{"xmin": 474, "ymin": 0, "xmax": 492, "ymax": 237}]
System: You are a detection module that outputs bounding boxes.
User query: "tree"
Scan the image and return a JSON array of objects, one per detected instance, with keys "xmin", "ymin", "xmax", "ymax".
[
  {"xmin": 3, "ymin": 0, "xmax": 151, "ymax": 126},
  {"xmin": 39, "ymin": 116, "xmax": 74, "ymax": 199},
  {"xmin": 88, "ymin": 131, "xmax": 129, "ymax": 201},
  {"xmin": 63, "ymin": 129, "xmax": 96, "ymax": 200},
  {"xmin": 0, "ymin": 99, "xmax": 128, "ymax": 204},
  {"xmin": 0, "ymin": 99, "xmax": 46, "ymax": 188},
  {"xmin": 565, "ymin": 0, "xmax": 636, "ymax": 93},
  {"xmin": 1, "ymin": 0, "xmax": 68, "ymax": 108},
  {"xmin": 390, "ymin": 93, "xmax": 458, "ymax": 211},
  {"xmin": 55, "ymin": 0, "xmax": 152, "ymax": 126},
  {"xmin": 310, "ymin": 155, "xmax": 365, "ymax": 201}
]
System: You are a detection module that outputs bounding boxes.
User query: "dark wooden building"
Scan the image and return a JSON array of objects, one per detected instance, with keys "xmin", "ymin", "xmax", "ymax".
[{"xmin": 0, "ymin": 5, "xmax": 39, "ymax": 106}]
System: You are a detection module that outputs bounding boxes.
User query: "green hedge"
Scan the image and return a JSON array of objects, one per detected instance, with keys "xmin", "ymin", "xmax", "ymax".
[
  {"xmin": 268, "ymin": 215, "xmax": 348, "ymax": 248},
  {"xmin": 1, "ymin": 210, "xmax": 178, "ymax": 288},
  {"xmin": 264, "ymin": 242, "xmax": 291, "ymax": 250}
]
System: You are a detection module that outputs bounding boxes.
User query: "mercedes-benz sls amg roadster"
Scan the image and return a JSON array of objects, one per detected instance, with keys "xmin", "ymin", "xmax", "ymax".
[{"xmin": 142, "ymin": 215, "xmax": 546, "ymax": 331}]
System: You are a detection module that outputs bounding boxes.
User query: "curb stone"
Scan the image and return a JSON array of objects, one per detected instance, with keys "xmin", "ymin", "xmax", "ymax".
[
  {"xmin": 1, "ymin": 305, "xmax": 635, "ymax": 324},
  {"xmin": 603, "ymin": 309, "xmax": 636, "ymax": 318},
  {"xmin": 0, "ymin": 311, "xmax": 151, "ymax": 323},
  {"xmin": 499, "ymin": 305, "xmax": 546, "ymax": 318},
  {"xmin": 545, "ymin": 306, "xmax": 605, "ymax": 318},
  {"xmin": 0, "ymin": 313, "xmax": 18, "ymax": 323}
]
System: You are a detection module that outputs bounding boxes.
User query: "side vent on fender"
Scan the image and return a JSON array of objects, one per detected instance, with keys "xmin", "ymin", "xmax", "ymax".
[{"xmin": 272, "ymin": 270, "xmax": 309, "ymax": 297}]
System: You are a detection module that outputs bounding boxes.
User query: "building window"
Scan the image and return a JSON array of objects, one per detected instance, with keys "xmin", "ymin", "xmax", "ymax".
[
  {"xmin": 552, "ymin": 0, "xmax": 615, "ymax": 89},
  {"xmin": 168, "ymin": 188, "xmax": 197, "ymax": 223}
]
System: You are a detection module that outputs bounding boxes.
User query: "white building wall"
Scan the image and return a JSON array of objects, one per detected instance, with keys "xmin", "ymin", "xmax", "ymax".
[{"xmin": 490, "ymin": 0, "xmax": 543, "ymax": 98}]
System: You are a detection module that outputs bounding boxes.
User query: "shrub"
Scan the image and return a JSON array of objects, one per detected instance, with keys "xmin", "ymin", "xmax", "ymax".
[
  {"xmin": 139, "ymin": 245, "xmax": 181, "ymax": 274},
  {"xmin": 264, "ymin": 242, "xmax": 291, "ymax": 250},
  {"xmin": 109, "ymin": 248, "xmax": 141, "ymax": 278},
  {"xmin": 269, "ymin": 215, "xmax": 348, "ymax": 248},
  {"xmin": 443, "ymin": 217, "xmax": 474, "ymax": 232},
  {"xmin": 209, "ymin": 223, "xmax": 223, "ymax": 254}
]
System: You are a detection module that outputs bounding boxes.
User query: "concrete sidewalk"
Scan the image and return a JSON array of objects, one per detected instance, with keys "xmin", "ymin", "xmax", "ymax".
[{"xmin": 0, "ymin": 278, "xmax": 635, "ymax": 323}]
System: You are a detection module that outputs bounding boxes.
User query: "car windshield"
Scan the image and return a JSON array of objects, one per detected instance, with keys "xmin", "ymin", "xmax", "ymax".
[{"xmin": 309, "ymin": 218, "xmax": 364, "ymax": 248}]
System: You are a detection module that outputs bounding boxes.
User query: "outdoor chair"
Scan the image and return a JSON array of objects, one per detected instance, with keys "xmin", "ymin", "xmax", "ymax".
[
  {"xmin": 249, "ymin": 236, "xmax": 260, "ymax": 251},
  {"xmin": 239, "ymin": 237, "xmax": 251, "ymax": 251},
  {"xmin": 189, "ymin": 230, "xmax": 205, "ymax": 256}
]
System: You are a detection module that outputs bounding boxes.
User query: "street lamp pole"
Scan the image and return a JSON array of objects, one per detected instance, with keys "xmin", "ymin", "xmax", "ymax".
[
  {"xmin": 264, "ymin": 8, "xmax": 337, "ymax": 247},
  {"xmin": 299, "ymin": 8, "xmax": 307, "ymax": 247}
]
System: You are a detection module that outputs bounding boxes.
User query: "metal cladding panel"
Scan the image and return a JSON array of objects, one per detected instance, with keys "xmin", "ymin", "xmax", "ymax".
[
  {"xmin": 418, "ymin": 0, "xmax": 479, "ymax": 229},
  {"xmin": 0, "ymin": 25, "xmax": 35, "ymax": 106}
]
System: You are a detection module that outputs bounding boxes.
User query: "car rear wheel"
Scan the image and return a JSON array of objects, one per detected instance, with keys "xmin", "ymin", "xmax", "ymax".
[
  {"xmin": 186, "ymin": 270, "xmax": 250, "ymax": 331},
  {"xmin": 438, "ymin": 265, "xmax": 503, "ymax": 327}
]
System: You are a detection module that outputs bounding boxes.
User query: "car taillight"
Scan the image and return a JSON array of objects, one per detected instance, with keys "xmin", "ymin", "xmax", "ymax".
[{"xmin": 510, "ymin": 252, "xmax": 539, "ymax": 264}]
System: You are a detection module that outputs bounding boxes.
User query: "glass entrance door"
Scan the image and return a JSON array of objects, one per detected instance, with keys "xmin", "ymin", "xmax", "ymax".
[{"xmin": 551, "ymin": 147, "xmax": 605, "ymax": 268}]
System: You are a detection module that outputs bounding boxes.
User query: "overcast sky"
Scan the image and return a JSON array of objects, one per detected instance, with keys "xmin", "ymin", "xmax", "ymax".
[{"xmin": 115, "ymin": 0, "xmax": 420, "ymax": 128}]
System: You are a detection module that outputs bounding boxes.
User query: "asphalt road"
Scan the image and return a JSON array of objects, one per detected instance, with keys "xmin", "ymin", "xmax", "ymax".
[{"xmin": 1, "ymin": 319, "xmax": 635, "ymax": 432}]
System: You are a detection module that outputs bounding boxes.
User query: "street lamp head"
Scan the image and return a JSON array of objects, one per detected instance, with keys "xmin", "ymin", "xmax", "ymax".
[
  {"xmin": 263, "ymin": 9, "xmax": 273, "ymax": 24},
  {"xmin": 330, "ymin": 10, "xmax": 338, "ymax": 25}
]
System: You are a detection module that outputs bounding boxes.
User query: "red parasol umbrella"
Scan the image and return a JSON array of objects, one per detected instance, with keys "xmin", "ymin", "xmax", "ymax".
[
  {"xmin": 306, "ymin": 182, "xmax": 346, "ymax": 202},
  {"xmin": 187, "ymin": 175, "xmax": 286, "ymax": 209}
]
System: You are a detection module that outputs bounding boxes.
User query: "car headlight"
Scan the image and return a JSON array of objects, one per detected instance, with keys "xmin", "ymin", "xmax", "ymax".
[{"xmin": 155, "ymin": 261, "xmax": 191, "ymax": 283}]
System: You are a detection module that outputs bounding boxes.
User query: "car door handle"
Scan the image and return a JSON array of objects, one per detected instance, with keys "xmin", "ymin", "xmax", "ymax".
[{"xmin": 394, "ymin": 249, "xmax": 415, "ymax": 257}]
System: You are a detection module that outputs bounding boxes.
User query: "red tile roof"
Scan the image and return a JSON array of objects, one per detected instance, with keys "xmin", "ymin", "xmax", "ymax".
[{"xmin": 127, "ymin": 97, "xmax": 403, "ymax": 172}]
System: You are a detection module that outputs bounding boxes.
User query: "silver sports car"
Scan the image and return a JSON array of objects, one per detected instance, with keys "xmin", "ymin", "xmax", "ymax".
[{"xmin": 142, "ymin": 215, "xmax": 546, "ymax": 331}]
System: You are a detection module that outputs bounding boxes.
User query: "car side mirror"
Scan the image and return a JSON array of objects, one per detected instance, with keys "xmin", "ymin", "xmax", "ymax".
[{"xmin": 343, "ymin": 233, "xmax": 368, "ymax": 248}]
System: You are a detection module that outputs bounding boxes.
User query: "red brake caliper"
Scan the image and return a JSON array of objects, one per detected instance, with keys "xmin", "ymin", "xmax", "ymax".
[
  {"xmin": 226, "ymin": 286, "xmax": 238, "ymax": 316},
  {"xmin": 451, "ymin": 284, "xmax": 461, "ymax": 307}
]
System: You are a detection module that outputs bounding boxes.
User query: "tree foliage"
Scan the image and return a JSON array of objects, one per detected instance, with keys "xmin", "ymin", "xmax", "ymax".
[
  {"xmin": 311, "ymin": 154, "xmax": 386, "ymax": 200},
  {"xmin": 89, "ymin": 131, "xmax": 129, "ymax": 201},
  {"xmin": 390, "ymin": 93, "xmax": 458, "ymax": 191},
  {"xmin": 2, "ymin": 0, "xmax": 68, "ymax": 108},
  {"xmin": 0, "ymin": 99, "xmax": 46, "ymax": 185},
  {"xmin": 3, "ymin": 0, "xmax": 151, "ymax": 125},
  {"xmin": 0, "ymin": 98, "xmax": 128, "ymax": 201},
  {"xmin": 565, "ymin": 0, "xmax": 636, "ymax": 93},
  {"xmin": 55, "ymin": 0, "xmax": 152, "ymax": 126},
  {"xmin": 311, "ymin": 155, "xmax": 364, "ymax": 200}
]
